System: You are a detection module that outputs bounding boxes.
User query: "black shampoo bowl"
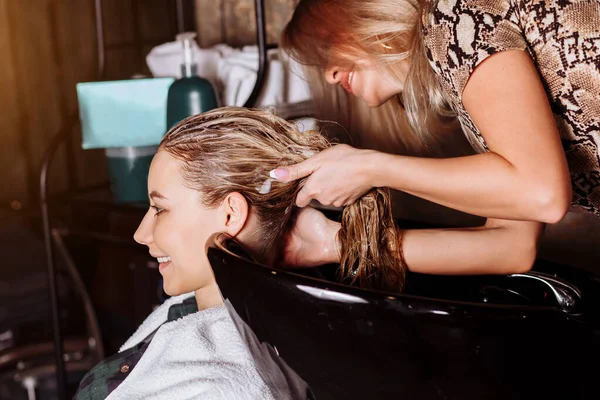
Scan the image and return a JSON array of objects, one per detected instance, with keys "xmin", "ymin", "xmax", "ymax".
[{"xmin": 207, "ymin": 234, "xmax": 600, "ymax": 400}]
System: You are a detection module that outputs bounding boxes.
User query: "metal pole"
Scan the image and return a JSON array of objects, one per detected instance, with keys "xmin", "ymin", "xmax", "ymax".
[
  {"xmin": 176, "ymin": 0, "xmax": 185, "ymax": 33},
  {"xmin": 39, "ymin": 0, "xmax": 106, "ymax": 394},
  {"xmin": 243, "ymin": 0, "xmax": 268, "ymax": 107},
  {"xmin": 40, "ymin": 118, "xmax": 77, "ymax": 400}
]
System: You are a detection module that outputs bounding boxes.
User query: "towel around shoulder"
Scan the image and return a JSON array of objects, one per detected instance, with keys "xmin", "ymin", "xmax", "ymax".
[{"xmin": 108, "ymin": 293, "xmax": 310, "ymax": 400}]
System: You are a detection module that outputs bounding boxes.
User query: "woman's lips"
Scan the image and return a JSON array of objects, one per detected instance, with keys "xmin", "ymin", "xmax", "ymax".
[
  {"xmin": 158, "ymin": 259, "xmax": 172, "ymax": 272},
  {"xmin": 340, "ymin": 70, "xmax": 354, "ymax": 95}
]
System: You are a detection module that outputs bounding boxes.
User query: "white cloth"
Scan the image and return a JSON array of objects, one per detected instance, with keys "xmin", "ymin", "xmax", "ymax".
[
  {"xmin": 118, "ymin": 292, "xmax": 195, "ymax": 352},
  {"xmin": 145, "ymin": 41, "xmax": 225, "ymax": 83},
  {"xmin": 108, "ymin": 294, "xmax": 309, "ymax": 400},
  {"xmin": 145, "ymin": 42, "xmax": 312, "ymax": 108}
]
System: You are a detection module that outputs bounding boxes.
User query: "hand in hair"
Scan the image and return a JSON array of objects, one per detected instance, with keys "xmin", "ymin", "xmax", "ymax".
[
  {"xmin": 280, "ymin": 207, "xmax": 341, "ymax": 268},
  {"xmin": 272, "ymin": 144, "xmax": 379, "ymax": 208}
]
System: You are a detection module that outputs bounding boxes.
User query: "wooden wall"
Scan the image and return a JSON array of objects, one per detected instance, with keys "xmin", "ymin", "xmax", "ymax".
[
  {"xmin": 194, "ymin": 0, "xmax": 296, "ymax": 48},
  {"xmin": 0, "ymin": 0, "xmax": 183, "ymax": 210}
]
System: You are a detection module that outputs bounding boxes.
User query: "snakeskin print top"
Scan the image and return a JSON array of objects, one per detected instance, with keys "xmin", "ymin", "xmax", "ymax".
[{"xmin": 422, "ymin": 0, "xmax": 600, "ymax": 216}]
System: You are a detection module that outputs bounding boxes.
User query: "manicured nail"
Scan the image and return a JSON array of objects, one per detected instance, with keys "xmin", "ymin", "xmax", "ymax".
[{"xmin": 270, "ymin": 168, "xmax": 288, "ymax": 180}]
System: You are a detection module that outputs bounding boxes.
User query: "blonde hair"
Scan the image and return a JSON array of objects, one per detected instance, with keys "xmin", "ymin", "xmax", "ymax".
[
  {"xmin": 281, "ymin": 0, "xmax": 462, "ymax": 156},
  {"xmin": 159, "ymin": 107, "xmax": 406, "ymax": 292}
]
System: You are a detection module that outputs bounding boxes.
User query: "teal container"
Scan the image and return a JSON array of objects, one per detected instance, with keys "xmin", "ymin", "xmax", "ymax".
[
  {"xmin": 105, "ymin": 146, "xmax": 157, "ymax": 203},
  {"xmin": 77, "ymin": 78, "xmax": 174, "ymax": 149},
  {"xmin": 166, "ymin": 32, "xmax": 218, "ymax": 130},
  {"xmin": 166, "ymin": 75, "xmax": 218, "ymax": 129}
]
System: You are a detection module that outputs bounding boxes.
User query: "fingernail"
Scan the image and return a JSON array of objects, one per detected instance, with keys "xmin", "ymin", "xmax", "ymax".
[{"xmin": 270, "ymin": 168, "xmax": 288, "ymax": 181}]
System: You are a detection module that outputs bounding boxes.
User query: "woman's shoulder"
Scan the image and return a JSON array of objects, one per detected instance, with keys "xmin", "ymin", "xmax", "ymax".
[
  {"xmin": 427, "ymin": 0, "xmax": 521, "ymax": 27},
  {"xmin": 423, "ymin": 0, "xmax": 528, "ymax": 102}
]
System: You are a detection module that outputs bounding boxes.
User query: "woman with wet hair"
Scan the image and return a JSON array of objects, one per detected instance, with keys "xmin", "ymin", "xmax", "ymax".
[
  {"xmin": 74, "ymin": 106, "xmax": 406, "ymax": 400},
  {"xmin": 274, "ymin": 0, "xmax": 600, "ymax": 274},
  {"xmin": 152, "ymin": 106, "xmax": 405, "ymax": 292}
]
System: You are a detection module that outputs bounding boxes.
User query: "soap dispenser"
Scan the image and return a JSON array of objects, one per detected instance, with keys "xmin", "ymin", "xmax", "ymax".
[{"xmin": 166, "ymin": 32, "xmax": 218, "ymax": 130}]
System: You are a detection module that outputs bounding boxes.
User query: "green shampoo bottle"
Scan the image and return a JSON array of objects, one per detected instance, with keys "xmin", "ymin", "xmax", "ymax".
[{"xmin": 166, "ymin": 32, "xmax": 218, "ymax": 130}]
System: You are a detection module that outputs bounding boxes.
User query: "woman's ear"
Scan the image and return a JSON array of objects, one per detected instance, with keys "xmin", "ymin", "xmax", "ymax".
[{"xmin": 218, "ymin": 192, "xmax": 249, "ymax": 237}]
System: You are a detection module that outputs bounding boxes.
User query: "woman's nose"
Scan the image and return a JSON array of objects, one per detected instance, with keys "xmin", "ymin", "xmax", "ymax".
[
  {"xmin": 325, "ymin": 65, "xmax": 343, "ymax": 85},
  {"xmin": 133, "ymin": 213, "xmax": 153, "ymax": 246}
]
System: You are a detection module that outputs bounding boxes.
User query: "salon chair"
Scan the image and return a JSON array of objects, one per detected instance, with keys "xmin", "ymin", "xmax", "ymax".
[{"xmin": 207, "ymin": 233, "xmax": 600, "ymax": 400}]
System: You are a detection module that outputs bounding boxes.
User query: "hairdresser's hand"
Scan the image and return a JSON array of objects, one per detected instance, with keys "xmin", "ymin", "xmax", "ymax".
[
  {"xmin": 271, "ymin": 144, "xmax": 378, "ymax": 208},
  {"xmin": 281, "ymin": 207, "xmax": 341, "ymax": 268}
]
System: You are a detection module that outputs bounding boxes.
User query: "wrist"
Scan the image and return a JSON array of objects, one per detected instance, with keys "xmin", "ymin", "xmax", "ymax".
[{"xmin": 364, "ymin": 150, "xmax": 389, "ymax": 188}]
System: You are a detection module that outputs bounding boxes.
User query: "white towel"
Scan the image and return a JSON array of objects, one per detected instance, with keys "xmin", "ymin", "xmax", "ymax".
[
  {"xmin": 145, "ymin": 41, "xmax": 228, "ymax": 83},
  {"xmin": 146, "ymin": 42, "xmax": 312, "ymax": 109},
  {"xmin": 118, "ymin": 292, "xmax": 195, "ymax": 352},
  {"xmin": 108, "ymin": 296, "xmax": 309, "ymax": 400}
]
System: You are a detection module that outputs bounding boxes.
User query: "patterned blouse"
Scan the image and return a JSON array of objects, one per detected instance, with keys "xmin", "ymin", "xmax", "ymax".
[{"xmin": 422, "ymin": 0, "xmax": 600, "ymax": 216}]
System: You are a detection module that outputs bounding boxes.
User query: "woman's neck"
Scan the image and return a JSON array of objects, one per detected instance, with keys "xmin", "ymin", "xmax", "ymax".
[{"xmin": 194, "ymin": 281, "xmax": 224, "ymax": 311}]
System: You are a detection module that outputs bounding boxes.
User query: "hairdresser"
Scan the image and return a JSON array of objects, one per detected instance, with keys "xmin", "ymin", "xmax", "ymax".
[{"xmin": 273, "ymin": 0, "xmax": 600, "ymax": 275}]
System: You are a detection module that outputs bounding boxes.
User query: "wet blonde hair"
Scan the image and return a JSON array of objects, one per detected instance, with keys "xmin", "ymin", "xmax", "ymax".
[
  {"xmin": 281, "ymin": 0, "xmax": 461, "ymax": 155},
  {"xmin": 159, "ymin": 107, "xmax": 406, "ymax": 292}
]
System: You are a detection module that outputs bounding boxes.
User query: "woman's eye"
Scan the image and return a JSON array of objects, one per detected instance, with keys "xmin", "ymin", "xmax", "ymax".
[{"xmin": 151, "ymin": 206, "xmax": 164, "ymax": 216}]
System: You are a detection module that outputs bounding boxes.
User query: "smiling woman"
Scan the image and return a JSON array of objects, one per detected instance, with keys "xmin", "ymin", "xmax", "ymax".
[
  {"xmin": 324, "ymin": 57, "xmax": 406, "ymax": 107},
  {"xmin": 141, "ymin": 106, "xmax": 407, "ymax": 295},
  {"xmin": 273, "ymin": 0, "xmax": 600, "ymax": 281},
  {"xmin": 134, "ymin": 150, "xmax": 228, "ymax": 309},
  {"xmin": 73, "ymin": 106, "xmax": 406, "ymax": 400}
]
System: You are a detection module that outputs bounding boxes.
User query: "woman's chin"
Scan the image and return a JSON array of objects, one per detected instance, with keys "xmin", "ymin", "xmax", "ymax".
[
  {"xmin": 162, "ymin": 285, "xmax": 177, "ymax": 297},
  {"xmin": 161, "ymin": 281, "xmax": 184, "ymax": 297},
  {"xmin": 362, "ymin": 96, "xmax": 387, "ymax": 108},
  {"xmin": 162, "ymin": 281, "xmax": 202, "ymax": 297}
]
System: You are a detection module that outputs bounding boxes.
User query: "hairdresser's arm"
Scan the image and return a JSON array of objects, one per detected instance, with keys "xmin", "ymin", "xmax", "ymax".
[
  {"xmin": 307, "ymin": 215, "xmax": 544, "ymax": 275},
  {"xmin": 373, "ymin": 50, "xmax": 571, "ymax": 223},
  {"xmin": 400, "ymin": 219, "xmax": 543, "ymax": 275},
  {"xmin": 277, "ymin": 51, "xmax": 571, "ymax": 223}
]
